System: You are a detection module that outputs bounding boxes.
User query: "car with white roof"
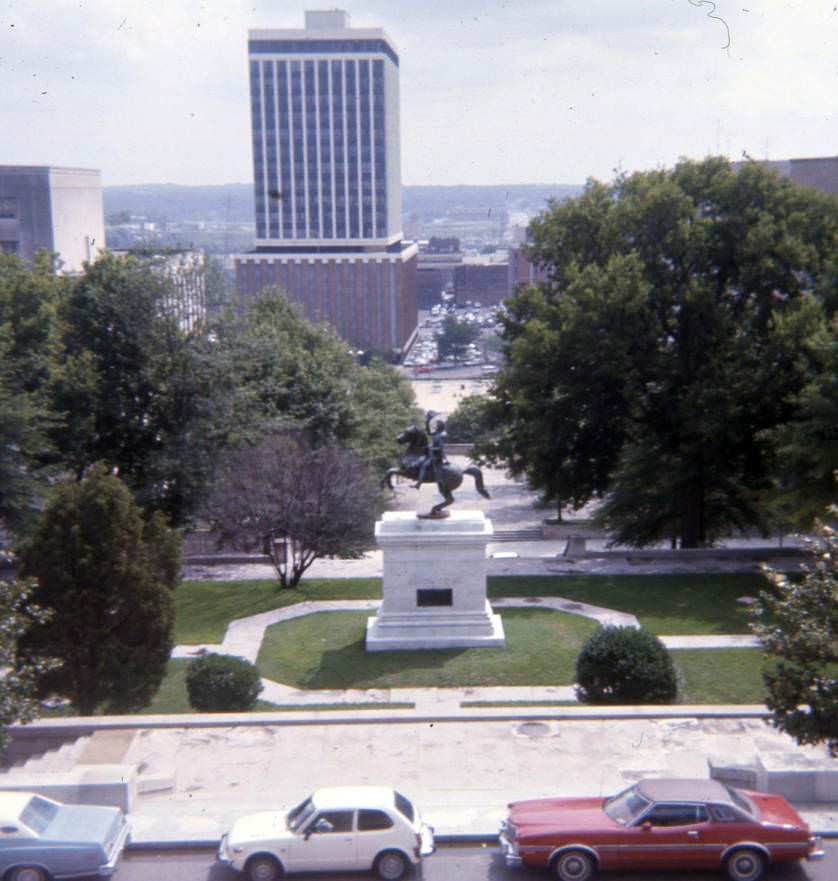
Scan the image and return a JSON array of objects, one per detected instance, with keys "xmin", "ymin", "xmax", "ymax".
[{"xmin": 218, "ymin": 785, "xmax": 435, "ymax": 881}]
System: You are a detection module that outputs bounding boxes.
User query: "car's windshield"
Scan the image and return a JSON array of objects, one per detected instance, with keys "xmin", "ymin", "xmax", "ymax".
[
  {"xmin": 19, "ymin": 796, "xmax": 59, "ymax": 836},
  {"xmin": 725, "ymin": 785, "xmax": 758, "ymax": 819},
  {"xmin": 287, "ymin": 797, "xmax": 317, "ymax": 833},
  {"xmin": 603, "ymin": 784, "xmax": 651, "ymax": 826}
]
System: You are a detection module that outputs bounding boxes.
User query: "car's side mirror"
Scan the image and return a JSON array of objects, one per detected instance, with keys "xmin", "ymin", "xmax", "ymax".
[
  {"xmin": 641, "ymin": 821, "xmax": 652, "ymax": 831},
  {"xmin": 306, "ymin": 818, "xmax": 334, "ymax": 839}
]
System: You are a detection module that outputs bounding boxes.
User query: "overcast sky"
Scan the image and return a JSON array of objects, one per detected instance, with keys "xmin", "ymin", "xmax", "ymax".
[{"xmin": 2, "ymin": 1, "xmax": 835, "ymax": 188}]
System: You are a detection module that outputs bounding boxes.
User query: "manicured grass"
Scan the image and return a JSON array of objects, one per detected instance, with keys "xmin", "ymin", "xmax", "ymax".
[
  {"xmin": 174, "ymin": 577, "xmax": 382, "ymax": 644},
  {"xmin": 163, "ymin": 573, "xmax": 774, "ymax": 710},
  {"xmin": 176, "ymin": 572, "xmax": 766, "ymax": 644},
  {"xmin": 672, "ymin": 649, "xmax": 766, "ymax": 704},
  {"xmin": 487, "ymin": 574, "xmax": 766, "ymax": 635},
  {"xmin": 257, "ymin": 607, "xmax": 600, "ymax": 689},
  {"xmin": 135, "ymin": 659, "xmax": 414, "ymax": 714}
]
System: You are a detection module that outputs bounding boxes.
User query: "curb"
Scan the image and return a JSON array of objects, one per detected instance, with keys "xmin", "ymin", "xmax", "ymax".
[{"xmin": 123, "ymin": 830, "xmax": 838, "ymax": 852}]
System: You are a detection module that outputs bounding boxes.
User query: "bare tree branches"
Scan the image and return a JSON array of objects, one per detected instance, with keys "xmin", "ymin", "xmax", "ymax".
[{"xmin": 205, "ymin": 430, "xmax": 384, "ymax": 588}]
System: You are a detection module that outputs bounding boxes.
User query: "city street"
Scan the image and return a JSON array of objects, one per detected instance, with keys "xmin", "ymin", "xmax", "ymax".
[{"xmin": 116, "ymin": 841, "xmax": 838, "ymax": 881}]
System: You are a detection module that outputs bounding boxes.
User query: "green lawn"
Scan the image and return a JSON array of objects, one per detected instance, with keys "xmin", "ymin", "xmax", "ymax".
[
  {"xmin": 487, "ymin": 573, "xmax": 764, "ymax": 635},
  {"xmin": 672, "ymin": 649, "xmax": 765, "ymax": 704},
  {"xmin": 159, "ymin": 573, "xmax": 773, "ymax": 711},
  {"xmin": 256, "ymin": 607, "xmax": 600, "ymax": 689},
  {"xmin": 174, "ymin": 577, "xmax": 382, "ymax": 643},
  {"xmin": 176, "ymin": 572, "xmax": 765, "ymax": 644}
]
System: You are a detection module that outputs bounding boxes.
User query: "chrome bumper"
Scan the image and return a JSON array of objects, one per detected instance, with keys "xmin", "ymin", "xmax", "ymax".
[
  {"xmin": 499, "ymin": 826, "xmax": 523, "ymax": 867},
  {"xmin": 217, "ymin": 833, "xmax": 233, "ymax": 864},
  {"xmin": 418, "ymin": 823, "xmax": 436, "ymax": 858},
  {"xmin": 807, "ymin": 835, "xmax": 826, "ymax": 860}
]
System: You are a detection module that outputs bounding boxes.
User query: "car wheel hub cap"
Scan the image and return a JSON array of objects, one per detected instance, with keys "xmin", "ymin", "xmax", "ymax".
[
  {"xmin": 381, "ymin": 855, "xmax": 402, "ymax": 878},
  {"xmin": 564, "ymin": 857, "xmax": 585, "ymax": 877}
]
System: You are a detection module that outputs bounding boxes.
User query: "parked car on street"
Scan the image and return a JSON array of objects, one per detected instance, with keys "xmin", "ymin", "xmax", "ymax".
[
  {"xmin": 499, "ymin": 777, "xmax": 824, "ymax": 881},
  {"xmin": 218, "ymin": 786, "xmax": 435, "ymax": 881},
  {"xmin": 0, "ymin": 790, "xmax": 130, "ymax": 880}
]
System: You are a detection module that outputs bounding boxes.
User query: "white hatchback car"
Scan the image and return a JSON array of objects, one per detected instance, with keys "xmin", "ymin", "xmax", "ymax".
[{"xmin": 218, "ymin": 786, "xmax": 435, "ymax": 881}]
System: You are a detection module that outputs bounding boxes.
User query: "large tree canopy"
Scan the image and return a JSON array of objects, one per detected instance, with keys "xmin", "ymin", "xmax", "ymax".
[
  {"xmin": 46, "ymin": 253, "xmax": 231, "ymax": 526},
  {"xmin": 0, "ymin": 253, "xmax": 63, "ymax": 541},
  {"xmin": 216, "ymin": 289, "xmax": 419, "ymax": 471},
  {"xmin": 480, "ymin": 158, "xmax": 838, "ymax": 546},
  {"xmin": 19, "ymin": 466, "xmax": 178, "ymax": 716}
]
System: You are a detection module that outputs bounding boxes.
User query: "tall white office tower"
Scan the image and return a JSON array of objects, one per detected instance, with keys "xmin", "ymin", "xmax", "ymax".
[{"xmin": 236, "ymin": 10, "xmax": 417, "ymax": 352}]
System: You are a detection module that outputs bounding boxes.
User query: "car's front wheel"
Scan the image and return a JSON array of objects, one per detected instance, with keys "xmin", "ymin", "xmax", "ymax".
[
  {"xmin": 724, "ymin": 848, "xmax": 766, "ymax": 881},
  {"xmin": 245, "ymin": 853, "xmax": 283, "ymax": 881},
  {"xmin": 375, "ymin": 849, "xmax": 409, "ymax": 880},
  {"xmin": 8, "ymin": 868, "xmax": 49, "ymax": 881},
  {"xmin": 553, "ymin": 849, "xmax": 595, "ymax": 881}
]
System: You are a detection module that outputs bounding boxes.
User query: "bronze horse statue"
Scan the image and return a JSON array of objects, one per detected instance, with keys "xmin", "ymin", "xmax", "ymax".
[{"xmin": 382, "ymin": 424, "xmax": 490, "ymax": 517}]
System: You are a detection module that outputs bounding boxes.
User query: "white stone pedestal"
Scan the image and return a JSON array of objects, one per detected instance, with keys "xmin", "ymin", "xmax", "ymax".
[{"xmin": 365, "ymin": 510, "xmax": 505, "ymax": 651}]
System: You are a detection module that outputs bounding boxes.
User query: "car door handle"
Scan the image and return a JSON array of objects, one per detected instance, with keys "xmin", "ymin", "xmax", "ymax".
[{"xmin": 688, "ymin": 831, "xmax": 699, "ymax": 839}]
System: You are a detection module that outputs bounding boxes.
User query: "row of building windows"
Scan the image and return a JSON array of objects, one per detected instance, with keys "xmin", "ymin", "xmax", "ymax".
[
  {"xmin": 248, "ymin": 38, "xmax": 399, "ymax": 68},
  {"xmin": 251, "ymin": 55, "xmax": 390, "ymax": 242},
  {"xmin": 238, "ymin": 257, "xmax": 401, "ymax": 347}
]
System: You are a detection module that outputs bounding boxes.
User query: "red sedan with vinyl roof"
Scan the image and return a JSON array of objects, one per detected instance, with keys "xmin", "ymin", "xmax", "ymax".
[{"xmin": 499, "ymin": 777, "xmax": 824, "ymax": 881}]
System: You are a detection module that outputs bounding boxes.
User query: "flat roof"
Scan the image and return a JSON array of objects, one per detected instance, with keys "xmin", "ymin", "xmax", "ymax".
[
  {"xmin": 311, "ymin": 786, "xmax": 397, "ymax": 810},
  {"xmin": 636, "ymin": 778, "xmax": 733, "ymax": 804}
]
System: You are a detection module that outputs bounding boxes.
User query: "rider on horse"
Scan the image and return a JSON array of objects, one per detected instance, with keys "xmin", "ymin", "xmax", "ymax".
[{"xmin": 414, "ymin": 410, "xmax": 448, "ymax": 489}]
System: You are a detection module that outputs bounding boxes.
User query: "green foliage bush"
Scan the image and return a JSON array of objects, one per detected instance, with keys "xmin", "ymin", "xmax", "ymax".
[
  {"xmin": 575, "ymin": 626, "xmax": 677, "ymax": 704},
  {"xmin": 186, "ymin": 653, "xmax": 263, "ymax": 712}
]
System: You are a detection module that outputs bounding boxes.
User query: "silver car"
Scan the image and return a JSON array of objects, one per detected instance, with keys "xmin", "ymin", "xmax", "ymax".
[{"xmin": 0, "ymin": 791, "xmax": 130, "ymax": 881}]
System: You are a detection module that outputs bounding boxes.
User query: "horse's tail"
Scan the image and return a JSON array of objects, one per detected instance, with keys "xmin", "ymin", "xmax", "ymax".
[{"xmin": 464, "ymin": 465, "xmax": 490, "ymax": 499}]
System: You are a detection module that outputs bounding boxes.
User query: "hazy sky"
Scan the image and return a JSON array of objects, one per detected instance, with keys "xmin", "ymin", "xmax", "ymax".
[{"xmin": 2, "ymin": 1, "xmax": 835, "ymax": 187}]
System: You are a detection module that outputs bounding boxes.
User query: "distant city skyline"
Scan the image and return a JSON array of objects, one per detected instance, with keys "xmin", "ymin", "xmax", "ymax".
[{"xmin": 2, "ymin": 1, "xmax": 834, "ymax": 188}]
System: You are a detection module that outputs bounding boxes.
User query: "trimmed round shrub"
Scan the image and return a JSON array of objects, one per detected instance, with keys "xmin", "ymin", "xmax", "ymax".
[
  {"xmin": 575, "ymin": 626, "xmax": 678, "ymax": 704},
  {"xmin": 186, "ymin": 653, "xmax": 263, "ymax": 712}
]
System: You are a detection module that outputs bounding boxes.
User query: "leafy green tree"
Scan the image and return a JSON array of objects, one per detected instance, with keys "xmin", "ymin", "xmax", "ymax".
[
  {"xmin": 205, "ymin": 431, "xmax": 384, "ymax": 589},
  {"xmin": 751, "ymin": 513, "xmax": 838, "ymax": 755},
  {"xmin": 483, "ymin": 158, "xmax": 838, "ymax": 545},
  {"xmin": 217, "ymin": 289, "xmax": 418, "ymax": 468},
  {"xmin": 0, "ymin": 253, "xmax": 63, "ymax": 542},
  {"xmin": 348, "ymin": 357, "xmax": 421, "ymax": 473},
  {"xmin": 217, "ymin": 289, "xmax": 360, "ymax": 445},
  {"xmin": 767, "ymin": 314, "xmax": 838, "ymax": 528},
  {"xmin": 445, "ymin": 394, "xmax": 493, "ymax": 444},
  {"xmin": 18, "ymin": 467, "xmax": 179, "ymax": 716},
  {"xmin": 47, "ymin": 252, "xmax": 232, "ymax": 525},
  {"xmin": 0, "ymin": 565, "xmax": 58, "ymax": 755},
  {"xmin": 435, "ymin": 314, "xmax": 480, "ymax": 360}
]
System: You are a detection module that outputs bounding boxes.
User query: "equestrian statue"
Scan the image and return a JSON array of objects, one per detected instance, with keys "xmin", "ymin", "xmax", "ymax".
[{"xmin": 382, "ymin": 411, "xmax": 490, "ymax": 517}]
